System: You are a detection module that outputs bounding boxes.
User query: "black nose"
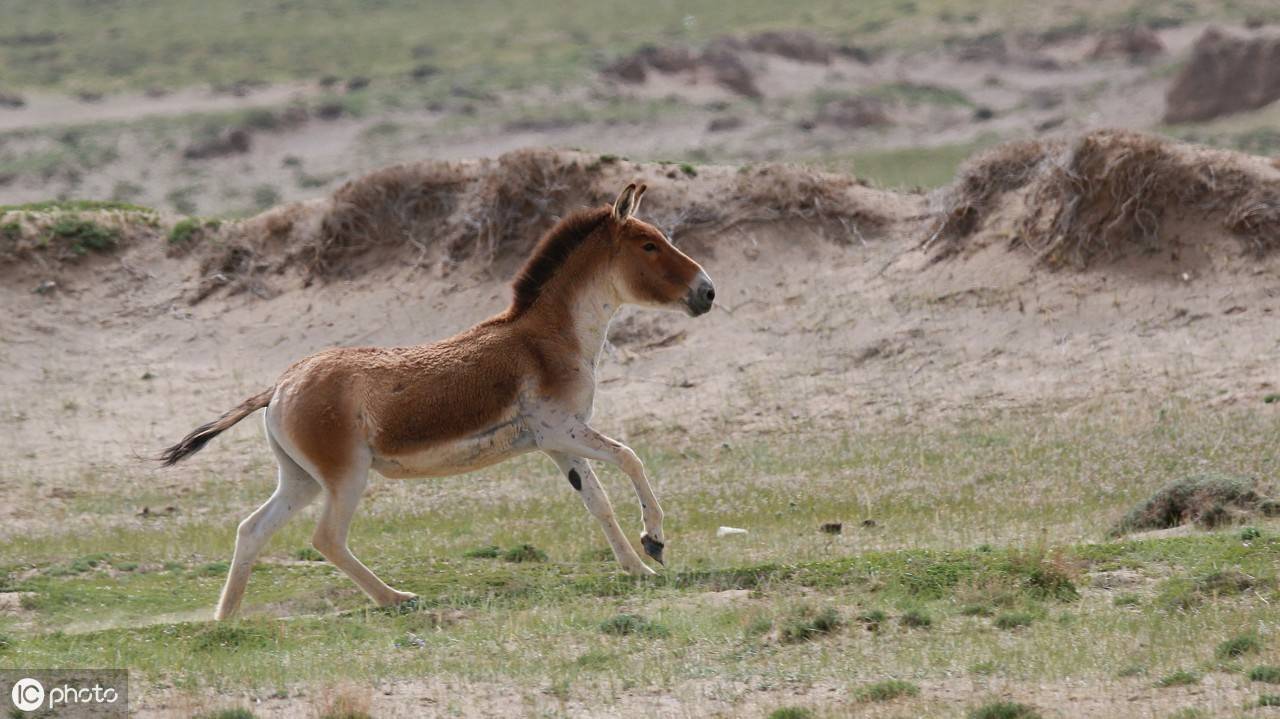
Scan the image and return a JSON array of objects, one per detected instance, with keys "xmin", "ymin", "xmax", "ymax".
[{"xmin": 688, "ymin": 279, "xmax": 715, "ymax": 316}]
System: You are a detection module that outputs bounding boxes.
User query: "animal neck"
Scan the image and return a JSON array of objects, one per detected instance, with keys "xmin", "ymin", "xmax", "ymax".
[{"xmin": 517, "ymin": 247, "xmax": 621, "ymax": 370}]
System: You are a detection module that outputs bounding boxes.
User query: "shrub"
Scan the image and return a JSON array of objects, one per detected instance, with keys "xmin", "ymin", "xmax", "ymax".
[
  {"xmin": 1111, "ymin": 474, "xmax": 1269, "ymax": 535},
  {"xmin": 599, "ymin": 613, "xmax": 669, "ymax": 637},
  {"xmin": 1261, "ymin": 694, "xmax": 1280, "ymax": 707},
  {"xmin": 855, "ymin": 679, "xmax": 920, "ymax": 702}
]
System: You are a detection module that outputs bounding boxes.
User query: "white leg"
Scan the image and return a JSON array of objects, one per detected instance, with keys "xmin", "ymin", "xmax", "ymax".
[
  {"xmin": 540, "ymin": 425, "xmax": 666, "ymax": 565},
  {"xmin": 215, "ymin": 433, "xmax": 321, "ymax": 620},
  {"xmin": 310, "ymin": 466, "xmax": 416, "ymax": 608},
  {"xmin": 546, "ymin": 451, "xmax": 654, "ymax": 576}
]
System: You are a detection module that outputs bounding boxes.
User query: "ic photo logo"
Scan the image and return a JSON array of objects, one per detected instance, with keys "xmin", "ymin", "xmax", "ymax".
[
  {"xmin": 4, "ymin": 671, "xmax": 128, "ymax": 717},
  {"xmin": 11, "ymin": 677, "xmax": 43, "ymax": 712}
]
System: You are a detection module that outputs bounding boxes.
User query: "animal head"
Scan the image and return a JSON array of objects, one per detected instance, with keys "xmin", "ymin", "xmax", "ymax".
[{"xmin": 607, "ymin": 183, "xmax": 715, "ymax": 317}]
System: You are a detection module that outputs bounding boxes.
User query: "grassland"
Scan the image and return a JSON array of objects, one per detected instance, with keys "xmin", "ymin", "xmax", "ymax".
[
  {"xmin": 2, "ymin": 402, "xmax": 1279, "ymax": 715},
  {"xmin": 3, "ymin": 0, "xmax": 1278, "ymax": 94}
]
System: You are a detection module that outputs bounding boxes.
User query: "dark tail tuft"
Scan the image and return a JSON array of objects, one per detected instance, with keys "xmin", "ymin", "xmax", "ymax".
[{"xmin": 158, "ymin": 388, "xmax": 274, "ymax": 466}]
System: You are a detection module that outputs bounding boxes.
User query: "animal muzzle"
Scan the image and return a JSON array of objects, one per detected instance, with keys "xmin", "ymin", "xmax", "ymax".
[{"xmin": 685, "ymin": 272, "xmax": 715, "ymax": 316}]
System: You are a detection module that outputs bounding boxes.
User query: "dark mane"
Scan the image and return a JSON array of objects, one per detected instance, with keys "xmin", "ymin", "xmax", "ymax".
[{"xmin": 510, "ymin": 206, "xmax": 612, "ymax": 313}]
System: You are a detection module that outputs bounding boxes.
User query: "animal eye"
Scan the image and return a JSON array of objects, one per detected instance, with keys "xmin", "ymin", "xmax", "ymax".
[{"xmin": 643, "ymin": 242, "xmax": 658, "ymax": 253}]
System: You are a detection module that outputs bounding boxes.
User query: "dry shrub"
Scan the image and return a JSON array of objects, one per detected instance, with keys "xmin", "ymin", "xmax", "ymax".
[
  {"xmin": 733, "ymin": 164, "xmax": 886, "ymax": 237},
  {"xmin": 1020, "ymin": 130, "xmax": 1278, "ymax": 266},
  {"xmin": 458, "ymin": 148, "xmax": 602, "ymax": 262},
  {"xmin": 931, "ymin": 130, "xmax": 1280, "ymax": 266},
  {"xmin": 312, "ymin": 682, "xmax": 372, "ymax": 719},
  {"xmin": 313, "ymin": 163, "xmax": 470, "ymax": 275},
  {"xmin": 927, "ymin": 139, "xmax": 1053, "ymax": 250}
]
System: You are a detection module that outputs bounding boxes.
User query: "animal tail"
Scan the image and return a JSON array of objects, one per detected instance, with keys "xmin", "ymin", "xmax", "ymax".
[{"xmin": 158, "ymin": 388, "xmax": 275, "ymax": 466}]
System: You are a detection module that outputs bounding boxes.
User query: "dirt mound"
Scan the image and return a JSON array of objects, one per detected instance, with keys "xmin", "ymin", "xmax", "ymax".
[
  {"xmin": 603, "ymin": 30, "xmax": 856, "ymax": 98},
  {"xmin": 1165, "ymin": 27, "xmax": 1280, "ymax": 123},
  {"xmin": 160, "ymin": 149, "xmax": 899, "ymax": 301},
  {"xmin": 1087, "ymin": 27, "xmax": 1165, "ymax": 62},
  {"xmin": 1110, "ymin": 474, "xmax": 1279, "ymax": 536},
  {"xmin": 602, "ymin": 37, "xmax": 763, "ymax": 98},
  {"xmin": 813, "ymin": 96, "xmax": 892, "ymax": 129},
  {"xmin": 929, "ymin": 130, "xmax": 1280, "ymax": 267},
  {"xmin": 744, "ymin": 30, "xmax": 833, "ymax": 64}
]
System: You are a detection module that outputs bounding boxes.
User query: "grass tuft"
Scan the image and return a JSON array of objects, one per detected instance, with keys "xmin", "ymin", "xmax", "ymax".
[
  {"xmin": 194, "ymin": 710, "xmax": 257, "ymax": 719},
  {"xmin": 1249, "ymin": 665, "xmax": 1280, "ymax": 683},
  {"xmin": 294, "ymin": 547, "xmax": 324, "ymax": 562},
  {"xmin": 1216, "ymin": 634, "xmax": 1262, "ymax": 659},
  {"xmin": 855, "ymin": 679, "xmax": 920, "ymax": 702},
  {"xmin": 767, "ymin": 709, "xmax": 813, "ymax": 719},
  {"xmin": 900, "ymin": 608, "xmax": 934, "ymax": 628},
  {"xmin": 463, "ymin": 545, "xmax": 502, "ymax": 559},
  {"xmin": 48, "ymin": 217, "xmax": 118, "ymax": 255},
  {"xmin": 993, "ymin": 612, "xmax": 1034, "ymax": 630},
  {"xmin": 1261, "ymin": 694, "xmax": 1280, "ymax": 707},
  {"xmin": 191, "ymin": 623, "xmax": 278, "ymax": 653},
  {"xmin": 501, "ymin": 544, "xmax": 548, "ymax": 563},
  {"xmin": 968, "ymin": 701, "xmax": 1041, "ymax": 719},
  {"xmin": 780, "ymin": 606, "xmax": 843, "ymax": 643},
  {"xmin": 1155, "ymin": 670, "xmax": 1200, "ymax": 688}
]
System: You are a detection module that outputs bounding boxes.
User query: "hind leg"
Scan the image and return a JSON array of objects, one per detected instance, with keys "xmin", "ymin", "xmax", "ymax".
[
  {"xmin": 311, "ymin": 464, "xmax": 416, "ymax": 607},
  {"xmin": 215, "ymin": 432, "xmax": 322, "ymax": 620}
]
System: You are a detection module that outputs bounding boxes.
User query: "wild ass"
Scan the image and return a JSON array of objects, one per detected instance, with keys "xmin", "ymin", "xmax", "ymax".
[{"xmin": 160, "ymin": 183, "xmax": 716, "ymax": 619}]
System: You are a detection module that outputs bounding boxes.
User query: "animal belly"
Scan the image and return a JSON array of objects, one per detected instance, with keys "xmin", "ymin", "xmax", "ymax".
[{"xmin": 371, "ymin": 421, "xmax": 533, "ymax": 479}]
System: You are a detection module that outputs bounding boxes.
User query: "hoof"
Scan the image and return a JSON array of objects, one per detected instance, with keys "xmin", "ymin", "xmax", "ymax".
[
  {"xmin": 641, "ymin": 534, "xmax": 665, "ymax": 566},
  {"xmin": 383, "ymin": 591, "xmax": 420, "ymax": 613}
]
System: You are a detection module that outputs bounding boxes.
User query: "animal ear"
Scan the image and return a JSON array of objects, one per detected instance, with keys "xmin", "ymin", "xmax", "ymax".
[
  {"xmin": 631, "ymin": 183, "xmax": 647, "ymax": 216},
  {"xmin": 612, "ymin": 183, "xmax": 639, "ymax": 222}
]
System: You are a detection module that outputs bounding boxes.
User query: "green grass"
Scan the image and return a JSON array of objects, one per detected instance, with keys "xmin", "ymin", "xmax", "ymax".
[
  {"xmin": 968, "ymin": 702, "xmax": 1041, "ymax": 719},
  {"xmin": 2, "ymin": 404, "xmax": 1280, "ymax": 711},
  {"xmin": 819, "ymin": 138, "xmax": 996, "ymax": 190},
  {"xmin": 0, "ymin": 199, "xmax": 153, "ymax": 215}
]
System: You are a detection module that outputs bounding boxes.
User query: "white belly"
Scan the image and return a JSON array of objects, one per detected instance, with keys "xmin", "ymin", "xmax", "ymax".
[{"xmin": 371, "ymin": 419, "xmax": 534, "ymax": 478}]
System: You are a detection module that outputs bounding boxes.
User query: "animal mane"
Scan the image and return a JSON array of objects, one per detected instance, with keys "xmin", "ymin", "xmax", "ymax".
[{"xmin": 509, "ymin": 206, "xmax": 612, "ymax": 314}]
